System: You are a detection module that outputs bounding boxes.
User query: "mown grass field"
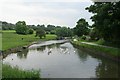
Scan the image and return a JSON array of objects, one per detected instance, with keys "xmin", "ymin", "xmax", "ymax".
[
  {"xmin": 2, "ymin": 30, "xmax": 57, "ymax": 51},
  {"xmin": 2, "ymin": 64, "xmax": 40, "ymax": 78}
]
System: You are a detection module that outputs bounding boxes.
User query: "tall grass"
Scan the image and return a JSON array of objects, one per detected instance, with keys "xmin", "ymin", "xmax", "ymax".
[{"xmin": 2, "ymin": 64, "xmax": 40, "ymax": 78}]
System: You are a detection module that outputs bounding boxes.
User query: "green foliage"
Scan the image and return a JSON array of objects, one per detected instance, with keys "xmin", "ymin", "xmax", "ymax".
[
  {"xmin": 86, "ymin": 2, "xmax": 120, "ymax": 43},
  {"xmin": 80, "ymin": 35, "xmax": 86, "ymax": 40},
  {"xmin": 73, "ymin": 18, "xmax": 89, "ymax": 37},
  {"xmin": 1, "ymin": 21, "xmax": 15, "ymax": 30},
  {"xmin": 46, "ymin": 25, "xmax": 55, "ymax": 32},
  {"xmin": 50, "ymin": 30, "xmax": 56, "ymax": 34},
  {"xmin": 15, "ymin": 21, "xmax": 28, "ymax": 35},
  {"xmin": 56, "ymin": 27, "xmax": 73, "ymax": 37},
  {"xmin": 89, "ymin": 28, "xmax": 100, "ymax": 41},
  {"xmin": 35, "ymin": 28, "xmax": 46, "ymax": 39},
  {"xmin": 28, "ymin": 28, "xmax": 34, "ymax": 34},
  {"xmin": 37, "ymin": 24, "xmax": 46, "ymax": 31},
  {"xmin": 2, "ymin": 64, "xmax": 40, "ymax": 78}
]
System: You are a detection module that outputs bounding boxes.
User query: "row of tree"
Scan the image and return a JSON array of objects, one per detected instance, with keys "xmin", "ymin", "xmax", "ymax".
[
  {"xmin": 1, "ymin": 21, "xmax": 15, "ymax": 30},
  {"xmin": 15, "ymin": 21, "xmax": 73, "ymax": 39},
  {"xmin": 2, "ymin": 1, "xmax": 120, "ymax": 44}
]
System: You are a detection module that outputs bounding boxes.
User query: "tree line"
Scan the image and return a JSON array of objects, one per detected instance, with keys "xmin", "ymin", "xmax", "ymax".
[{"xmin": 1, "ymin": 1, "xmax": 120, "ymax": 45}]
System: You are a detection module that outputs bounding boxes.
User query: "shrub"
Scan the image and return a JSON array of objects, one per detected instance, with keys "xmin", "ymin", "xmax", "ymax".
[{"xmin": 28, "ymin": 29, "xmax": 34, "ymax": 34}]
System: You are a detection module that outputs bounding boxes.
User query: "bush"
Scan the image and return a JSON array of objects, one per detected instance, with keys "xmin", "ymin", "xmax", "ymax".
[
  {"xmin": 81, "ymin": 35, "xmax": 86, "ymax": 40},
  {"xmin": 46, "ymin": 31, "xmax": 50, "ymax": 34},
  {"xmin": 28, "ymin": 29, "xmax": 34, "ymax": 34}
]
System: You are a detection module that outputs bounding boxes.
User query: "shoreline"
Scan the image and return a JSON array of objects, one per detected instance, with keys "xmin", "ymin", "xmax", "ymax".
[
  {"xmin": 2, "ymin": 40, "xmax": 69, "ymax": 59},
  {"xmin": 71, "ymin": 41, "xmax": 120, "ymax": 62}
]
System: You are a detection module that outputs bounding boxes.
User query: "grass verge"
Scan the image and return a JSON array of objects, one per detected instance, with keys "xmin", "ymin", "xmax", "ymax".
[
  {"xmin": 2, "ymin": 64, "xmax": 40, "ymax": 78},
  {"xmin": 72, "ymin": 41, "xmax": 120, "ymax": 57}
]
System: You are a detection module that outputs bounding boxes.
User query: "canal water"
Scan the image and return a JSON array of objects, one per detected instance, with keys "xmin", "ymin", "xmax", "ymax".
[{"xmin": 3, "ymin": 40, "xmax": 119, "ymax": 78}]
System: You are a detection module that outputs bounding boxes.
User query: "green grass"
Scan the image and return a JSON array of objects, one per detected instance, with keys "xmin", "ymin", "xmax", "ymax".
[
  {"xmin": 72, "ymin": 41, "xmax": 120, "ymax": 57},
  {"xmin": 1, "ymin": 30, "xmax": 57, "ymax": 78},
  {"xmin": 0, "ymin": 33, "xmax": 1, "ymax": 50},
  {"xmin": 2, "ymin": 30, "xmax": 57, "ymax": 51},
  {"xmin": 2, "ymin": 64, "xmax": 40, "ymax": 78}
]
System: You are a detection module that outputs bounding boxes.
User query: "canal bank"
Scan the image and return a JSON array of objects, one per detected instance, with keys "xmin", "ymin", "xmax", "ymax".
[
  {"xmin": 71, "ymin": 41, "xmax": 120, "ymax": 62},
  {"xmin": 3, "ymin": 41, "xmax": 119, "ymax": 78}
]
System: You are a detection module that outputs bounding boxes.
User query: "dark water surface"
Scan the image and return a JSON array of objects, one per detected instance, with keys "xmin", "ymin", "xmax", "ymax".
[{"xmin": 3, "ymin": 40, "xmax": 119, "ymax": 78}]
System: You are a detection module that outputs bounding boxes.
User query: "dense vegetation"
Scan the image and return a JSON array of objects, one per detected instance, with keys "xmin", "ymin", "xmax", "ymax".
[
  {"xmin": 56, "ymin": 27, "xmax": 73, "ymax": 38},
  {"xmin": 2, "ymin": 64, "xmax": 40, "ymax": 78},
  {"xmin": 85, "ymin": 2, "xmax": 120, "ymax": 45},
  {"xmin": 73, "ymin": 18, "xmax": 89, "ymax": 37}
]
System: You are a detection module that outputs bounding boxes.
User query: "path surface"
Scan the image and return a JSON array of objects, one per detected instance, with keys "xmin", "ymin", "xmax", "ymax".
[{"xmin": 81, "ymin": 42, "xmax": 119, "ymax": 49}]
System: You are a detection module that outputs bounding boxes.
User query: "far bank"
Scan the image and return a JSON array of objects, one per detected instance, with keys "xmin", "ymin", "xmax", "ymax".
[{"xmin": 71, "ymin": 41, "xmax": 120, "ymax": 62}]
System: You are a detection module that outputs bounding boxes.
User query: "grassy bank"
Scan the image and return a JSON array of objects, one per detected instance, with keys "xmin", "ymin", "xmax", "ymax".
[
  {"xmin": 2, "ymin": 64, "xmax": 40, "ymax": 78},
  {"xmin": 2, "ymin": 30, "xmax": 56, "ymax": 78},
  {"xmin": 2, "ymin": 30, "xmax": 57, "ymax": 51},
  {"xmin": 71, "ymin": 41, "xmax": 120, "ymax": 57}
]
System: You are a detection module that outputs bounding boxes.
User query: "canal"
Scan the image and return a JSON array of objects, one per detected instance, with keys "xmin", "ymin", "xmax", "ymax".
[{"xmin": 3, "ymin": 40, "xmax": 119, "ymax": 78}]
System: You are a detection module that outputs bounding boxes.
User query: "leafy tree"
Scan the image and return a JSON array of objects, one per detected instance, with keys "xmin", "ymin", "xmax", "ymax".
[
  {"xmin": 46, "ymin": 25, "xmax": 55, "ymax": 32},
  {"xmin": 56, "ymin": 27, "xmax": 73, "ymax": 37},
  {"xmin": 86, "ymin": 2, "xmax": 120, "ymax": 43},
  {"xmin": 35, "ymin": 28, "xmax": 46, "ymax": 39},
  {"xmin": 15, "ymin": 21, "xmax": 28, "ymax": 35},
  {"xmin": 28, "ymin": 28, "xmax": 34, "ymax": 34},
  {"xmin": 73, "ymin": 18, "xmax": 89, "ymax": 37},
  {"xmin": 50, "ymin": 30, "xmax": 56, "ymax": 34},
  {"xmin": 37, "ymin": 24, "xmax": 46, "ymax": 31}
]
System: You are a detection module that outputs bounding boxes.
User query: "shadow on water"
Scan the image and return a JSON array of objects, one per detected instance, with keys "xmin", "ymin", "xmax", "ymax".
[
  {"xmin": 75, "ymin": 46, "xmax": 120, "ymax": 78},
  {"xmin": 3, "ymin": 41, "xmax": 120, "ymax": 78},
  {"xmin": 17, "ymin": 49, "xmax": 28, "ymax": 59}
]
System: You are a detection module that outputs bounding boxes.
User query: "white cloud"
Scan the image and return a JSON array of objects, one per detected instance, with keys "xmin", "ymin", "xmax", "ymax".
[{"xmin": 0, "ymin": 0, "xmax": 93, "ymax": 27}]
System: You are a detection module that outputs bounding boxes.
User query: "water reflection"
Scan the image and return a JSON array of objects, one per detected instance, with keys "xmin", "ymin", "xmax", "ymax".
[
  {"xmin": 76, "ymin": 49, "xmax": 88, "ymax": 62},
  {"xmin": 3, "ymin": 42, "xmax": 120, "ymax": 78},
  {"xmin": 37, "ymin": 46, "xmax": 46, "ymax": 51},
  {"xmin": 96, "ymin": 60, "xmax": 119, "ymax": 78},
  {"xmin": 17, "ymin": 49, "xmax": 28, "ymax": 59}
]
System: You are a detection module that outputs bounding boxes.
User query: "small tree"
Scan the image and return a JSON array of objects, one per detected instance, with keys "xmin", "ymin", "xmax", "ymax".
[
  {"xmin": 15, "ymin": 21, "xmax": 28, "ymax": 35},
  {"xmin": 73, "ymin": 18, "xmax": 89, "ymax": 37},
  {"xmin": 28, "ymin": 28, "xmax": 34, "ymax": 34},
  {"xmin": 35, "ymin": 28, "xmax": 46, "ymax": 39}
]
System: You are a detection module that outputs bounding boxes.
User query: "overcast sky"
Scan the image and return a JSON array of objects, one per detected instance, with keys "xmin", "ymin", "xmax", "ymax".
[{"xmin": 0, "ymin": 0, "xmax": 94, "ymax": 28}]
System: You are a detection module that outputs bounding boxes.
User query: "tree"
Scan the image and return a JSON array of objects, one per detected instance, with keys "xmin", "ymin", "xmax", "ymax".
[
  {"xmin": 37, "ymin": 24, "xmax": 46, "ymax": 31},
  {"xmin": 1, "ymin": 21, "xmax": 15, "ymax": 30},
  {"xmin": 73, "ymin": 18, "xmax": 89, "ymax": 37},
  {"xmin": 35, "ymin": 28, "xmax": 46, "ymax": 39},
  {"xmin": 28, "ymin": 28, "xmax": 34, "ymax": 34},
  {"xmin": 86, "ymin": 2, "xmax": 120, "ymax": 44},
  {"xmin": 56, "ymin": 27, "xmax": 73, "ymax": 37},
  {"xmin": 15, "ymin": 21, "xmax": 28, "ymax": 35},
  {"xmin": 46, "ymin": 25, "xmax": 55, "ymax": 32}
]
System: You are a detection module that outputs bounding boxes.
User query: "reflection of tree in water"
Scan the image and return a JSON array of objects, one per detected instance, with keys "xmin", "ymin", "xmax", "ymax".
[
  {"xmin": 96, "ymin": 60, "xmax": 119, "ymax": 78},
  {"xmin": 76, "ymin": 49, "xmax": 88, "ymax": 62},
  {"xmin": 17, "ymin": 49, "xmax": 28, "ymax": 59},
  {"xmin": 37, "ymin": 46, "xmax": 46, "ymax": 51},
  {"xmin": 56, "ymin": 44, "xmax": 61, "ymax": 48},
  {"xmin": 47, "ymin": 44, "xmax": 56, "ymax": 49}
]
